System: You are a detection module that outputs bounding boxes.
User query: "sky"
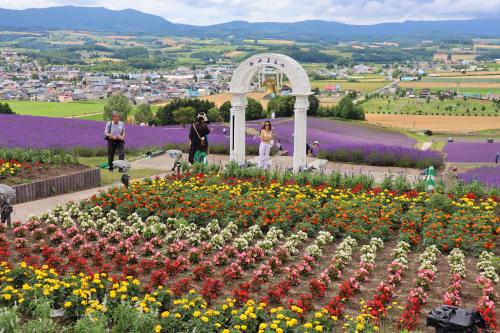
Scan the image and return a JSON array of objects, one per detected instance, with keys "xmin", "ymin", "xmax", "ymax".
[{"xmin": 0, "ymin": 0, "xmax": 499, "ymax": 25}]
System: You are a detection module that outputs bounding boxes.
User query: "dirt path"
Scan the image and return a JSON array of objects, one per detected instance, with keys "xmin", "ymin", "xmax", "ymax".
[{"xmin": 65, "ymin": 112, "xmax": 102, "ymax": 119}]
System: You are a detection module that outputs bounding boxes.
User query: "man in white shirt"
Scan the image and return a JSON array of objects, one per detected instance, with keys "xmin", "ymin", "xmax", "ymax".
[{"xmin": 104, "ymin": 111, "xmax": 126, "ymax": 172}]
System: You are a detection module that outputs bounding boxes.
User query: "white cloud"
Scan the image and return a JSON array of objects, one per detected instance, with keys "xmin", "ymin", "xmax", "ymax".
[{"xmin": 0, "ymin": 0, "xmax": 499, "ymax": 25}]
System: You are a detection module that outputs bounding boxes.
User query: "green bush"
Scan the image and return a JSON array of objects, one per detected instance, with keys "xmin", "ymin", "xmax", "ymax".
[
  {"xmin": 0, "ymin": 149, "xmax": 78, "ymax": 164},
  {"xmin": 0, "ymin": 306, "xmax": 19, "ymax": 333}
]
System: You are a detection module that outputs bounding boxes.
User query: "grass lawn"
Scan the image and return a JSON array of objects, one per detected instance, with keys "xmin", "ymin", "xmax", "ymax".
[
  {"xmin": 311, "ymin": 80, "xmax": 389, "ymax": 93},
  {"xmin": 362, "ymin": 97, "xmax": 500, "ymax": 116},
  {"xmin": 78, "ymin": 156, "xmax": 164, "ymax": 186},
  {"xmin": 421, "ymin": 76, "xmax": 500, "ymax": 83},
  {"xmin": 409, "ymin": 87, "xmax": 500, "ymax": 95},
  {"xmin": 3, "ymin": 100, "xmax": 105, "ymax": 118}
]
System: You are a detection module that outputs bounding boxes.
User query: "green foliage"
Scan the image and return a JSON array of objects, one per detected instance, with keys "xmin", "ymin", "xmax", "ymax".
[
  {"xmin": 0, "ymin": 102, "xmax": 15, "ymax": 115},
  {"xmin": 207, "ymin": 107, "xmax": 221, "ymax": 122},
  {"xmin": 17, "ymin": 318, "xmax": 63, "ymax": 333},
  {"xmin": 112, "ymin": 47, "xmax": 149, "ymax": 59},
  {"xmin": 0, "ymin": 148, "xmax": 77, "ymax": 164},
  {"xmin": 110, "ymin": 303, "xmax": 158, "ymax": 333},
  {"xmin": 173, "ymin": 107, "xmax": 197, "ymax": 127},
  {"xmin": 336, "ymin": 96, "xmax": 365, "ymax": 120},
  {"xmin": 73, "ymin": 313, "xmax": 108, "ymax": 333},
  {"xmin": 103, "ymin": 94, "xmax": 133, "ymax": 120},
  {"xmin": 219, "ymin": 101, "xmax": 231, "ymax": 122},
  {"xmin": 267, "ymin": 95, "xmax": 295, "ymax": 117},
  {"xmin": 0, "ymin": 306, "xmax": 19, "ymax": 333},
  {"xmin": 308, "ymin": 94, "xmax": 320, "ymax": 116},
  {"xmin": 266, "ymin": 94, "xmax": 323, "ymax": 118},
  {"xmin": 134, "ymin": 104, "xmax": 153, "ymax": 124},
  {"xmin": 245, "ymin": 97, "xmax": 265, "ymax": 120},
  {"xmin": 156, "ymin": 99, "xmax": 216, "ymax": 125}
]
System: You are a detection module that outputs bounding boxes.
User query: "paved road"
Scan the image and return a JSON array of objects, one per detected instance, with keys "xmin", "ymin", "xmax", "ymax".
[{"xmin": 353, "ymin": 80, "xmax": 397, "ymax": 104}]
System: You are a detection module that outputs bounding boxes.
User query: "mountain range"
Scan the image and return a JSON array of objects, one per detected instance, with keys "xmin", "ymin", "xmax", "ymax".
[{"xmin": 0, "ymin": 6, "xmax": 499, "ymax": 40}]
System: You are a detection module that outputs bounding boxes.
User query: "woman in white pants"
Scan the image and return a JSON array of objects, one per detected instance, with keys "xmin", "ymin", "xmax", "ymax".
[{"xmin": 258, "ymin": 121, "xmax": 273, "ymax": 170}]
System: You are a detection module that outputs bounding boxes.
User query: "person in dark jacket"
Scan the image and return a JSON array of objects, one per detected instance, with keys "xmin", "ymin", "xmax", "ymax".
[{"xmin": 189, "ymin": 113, "xmax": 210, "ymax": 164}]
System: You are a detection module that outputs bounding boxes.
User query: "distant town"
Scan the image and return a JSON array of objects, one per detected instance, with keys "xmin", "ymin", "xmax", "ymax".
[{"xmin": 1, "ymin": 47, "xmax": 499, "ymax": 106}]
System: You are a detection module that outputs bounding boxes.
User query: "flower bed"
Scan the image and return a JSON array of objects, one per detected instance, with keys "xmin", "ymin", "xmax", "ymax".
[{"xmin": 0, "ymin": 172, "xmax": 498, "ymax": 332}]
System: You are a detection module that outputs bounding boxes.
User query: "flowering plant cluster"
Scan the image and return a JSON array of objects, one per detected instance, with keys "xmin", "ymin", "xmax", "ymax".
[
  {"xmin": 364, "ymin": 241, "xmax": 411, "ymax": 320},
  {"xmin": 475, "ymin": 251, "xmax": 499, "ymax": 331},
  {"xmin": 443, "ymin": 248, "xmax": 466, "ymax": 306},
  {"xmin": 324, "ymin": 238, "xmax": 384, "ymax": 317},
  {"xmin": 398, "ymin": 245, "xmax": 441, "ymax": 330},
  {"xmin": 1, "ymin": 173, "xmax": 499, "ymax": 331}
]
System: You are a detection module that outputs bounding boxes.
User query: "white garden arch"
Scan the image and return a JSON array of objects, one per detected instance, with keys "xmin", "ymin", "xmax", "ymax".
[{"xmin": 229, "ymin": 53, "xmax": 312, "ymax": 172}]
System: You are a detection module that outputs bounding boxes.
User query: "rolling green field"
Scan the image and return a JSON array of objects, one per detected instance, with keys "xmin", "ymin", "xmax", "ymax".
[
  {"xmin": 421, "ymin": 76, "xmax": 500, "ymax": 83},
  {"xmin": 311, "ymin": 80, "xmax": 389, "ymax": 93},
  {"xmin": 362, "ymin": 97, "xmax": 500, "ymax": 116},
  {"xmin": 409, "ymin": 87, "xmax": 500, "ymax": 95},
  {"xmin": 3, "ymin": 100, "xmax": 105, "ymax": 118}
]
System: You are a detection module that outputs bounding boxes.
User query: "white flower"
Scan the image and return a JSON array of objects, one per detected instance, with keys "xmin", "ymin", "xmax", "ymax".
[
  {"xmin": 234, "ymin": 238, "xmax": 249, "ymax": 251},
  {"xmin": 305, "ymin": 244, "xmax": 323, "ymax": 259}
]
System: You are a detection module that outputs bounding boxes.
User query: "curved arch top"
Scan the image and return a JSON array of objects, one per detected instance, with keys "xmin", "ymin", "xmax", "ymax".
[{"xmin": 229, "ymin": 53, "xmax": 311, "ymax": 95}]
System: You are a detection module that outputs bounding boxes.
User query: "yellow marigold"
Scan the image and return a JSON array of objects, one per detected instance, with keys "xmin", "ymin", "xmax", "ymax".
[
  {"xmin": 154, "ymin": 324, "xmax": 161, "ymax": 333},
  {"xmin": 161, "ymin": 311, "xmax": 169, "ymax": 318},
  {"xmin": 64, "ymin": 301, "xmax": 72, "ymax": 308}
]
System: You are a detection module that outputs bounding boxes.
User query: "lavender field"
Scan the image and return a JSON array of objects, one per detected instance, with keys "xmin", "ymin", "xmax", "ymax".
[
  {"xmin": 0, "ymin": 114, "xmax": 230, "ymax": 151},
  {"xmin": 1, "ymin": 114, "xmax": 444, "ymax": 168},
  {"xmin": 458, "ymin": 166, "xmax": 500, "ymax": 188},
  {"xmin": 444, "ymin": 142, "xmax": 500, "ymax": 163},
  {"xmin": 248, "ymin": 117, "xmax": 443, "ymax": 168}
]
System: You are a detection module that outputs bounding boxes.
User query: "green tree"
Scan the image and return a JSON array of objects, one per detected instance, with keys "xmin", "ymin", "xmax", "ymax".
[
  {"xmin": 336, "ymin": 96, "xmax": 365, "ymax": 120},
  {"xmin": 219, "ymin": 101, "xmax": 231, "ymax": 122},
  {"xmin": 267, "ymin": 96, "xmax": 295, "ymax": 117},
  {"xmin": 103, "ymin": 94, "xmax": 132, "ymax": 120},
  {"xmin": 0, "ymin": 103, "xmax": 14, "ymax": 115},
  {"xmin": 173, "ymin": 107, "xmax": 196, "ymax": 127},
  {"xmin": 156, "ymin": 99, "xmax": 216, "ymax": 125},
  {"xmin": 134, "ymin": 104, "xmax": 153, "ymax": 124},
  {"xmin": 207, "ymin": 107, "xmax": 221, "ymax": 122},
  {"xmin": 308, "ymin": 95, "xmax": 320, "ymax": 116},
  {"xmin": 246, "ymin": 98, "xmax": 265, "ymax": 120}
]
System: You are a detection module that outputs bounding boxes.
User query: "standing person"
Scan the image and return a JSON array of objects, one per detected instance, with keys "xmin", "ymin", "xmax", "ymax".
[
  {"xmin": 258, "ymin": 121, "xmax": 273, "ymax": 170},
  {"xmin": 496, "ymin": 152, "xmax": 499, "ymax": 164},
  {"xmin": 104, "ymin": 111, "xmax": 125, "ymax": 172},
  {"xmin": 189, "ymin": 113, "xmax": 210, "ymax": 164}
]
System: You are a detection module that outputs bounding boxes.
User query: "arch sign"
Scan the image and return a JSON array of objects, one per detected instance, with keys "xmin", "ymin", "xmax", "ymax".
[{"xmin": 229, "ymin": 53, "xmax": 312, "ymax": 172}]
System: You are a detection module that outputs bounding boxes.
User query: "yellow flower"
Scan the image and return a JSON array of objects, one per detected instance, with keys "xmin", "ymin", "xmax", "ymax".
[
  {"xmin": 64, "ymin": 301, "xmax": 72, "ymax": 308},
  {"xmin": 161, "ymin": 311, "xmax": 169, "ymax": 318},
  {"xmin": 175, "ymin": 313, "xmax": 182, "ymax": 318},
  {"xmin": 193, "ymin": 311, "xmax": 201, "ymax": 318},
  {"xmin": 2, "ymin": 294, "xmax": 11, "ymax": 301},
  {"xmin": 201, "ymin": 316, "xmax": 209, "ymax": 323},
  {"xmin": 154, "ymin": 324, "xmax": 161, "ymax": 332},
  {"xmin": 315, "ymin": 325, "xmax": 323, "ymax": 332}
]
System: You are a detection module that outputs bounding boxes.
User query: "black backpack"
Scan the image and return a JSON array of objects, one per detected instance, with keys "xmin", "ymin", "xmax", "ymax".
[
  {"xmin": 427, "ymin": 306, "xmax": 486, "ymax": 333},
  {"xmin": 0, "ymin": 200, "xmax": 13, "ymax": 223}
]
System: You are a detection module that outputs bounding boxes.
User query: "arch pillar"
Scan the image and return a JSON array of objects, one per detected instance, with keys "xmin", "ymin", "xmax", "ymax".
[
  {"xmin": 230, "ymin": 93, "xmax": 247, "ymax": 164},
  {"xmin": 293, "ymin": 94, "xmax": 309, "ymax": 172}
]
